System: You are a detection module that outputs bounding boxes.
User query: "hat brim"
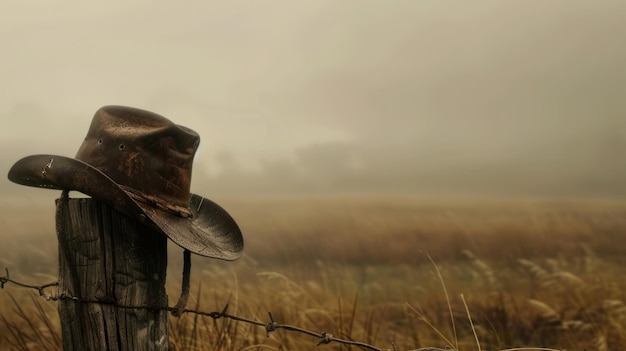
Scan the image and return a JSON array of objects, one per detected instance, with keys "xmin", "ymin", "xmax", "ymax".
[{"xmin": 8, "ymin": 154, "xmax": 243, "ymax": 260}]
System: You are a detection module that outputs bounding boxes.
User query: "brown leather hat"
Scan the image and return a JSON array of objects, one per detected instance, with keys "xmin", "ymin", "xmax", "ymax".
[{"xmin": 8, "ymin": 105, "xmax": 243, "ymax": 260}]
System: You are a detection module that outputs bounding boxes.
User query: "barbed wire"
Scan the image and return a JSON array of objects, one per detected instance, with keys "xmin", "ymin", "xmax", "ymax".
[
  {"xmin": 0, "ymin": 267, "xmax": 59, "ymax": 297},
  {"xmin": 0, "ymin": 268, "xmax": 447, "ymax": 351}
]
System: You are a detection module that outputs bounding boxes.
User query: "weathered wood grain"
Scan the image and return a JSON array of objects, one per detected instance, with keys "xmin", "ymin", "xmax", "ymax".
[{"xmin": 56, "ymin": 197, "xmax": 168, "ymax": 350}]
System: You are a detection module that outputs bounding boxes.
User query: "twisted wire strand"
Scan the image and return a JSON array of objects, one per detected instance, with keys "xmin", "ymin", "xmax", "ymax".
[{"xmin": 0, "ymin": 269, "xmax": 449, "ymax": 351}]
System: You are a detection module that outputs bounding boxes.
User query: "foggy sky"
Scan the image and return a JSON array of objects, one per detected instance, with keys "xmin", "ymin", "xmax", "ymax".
[{"xmin": 1, "ymin": 1, "xmax": 625, "ymax": 201}]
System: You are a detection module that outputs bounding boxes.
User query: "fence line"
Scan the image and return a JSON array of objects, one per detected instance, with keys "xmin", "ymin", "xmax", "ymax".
[{"xmin": 1, "ymin": 268, "xmax": 447, "ymax": 351}]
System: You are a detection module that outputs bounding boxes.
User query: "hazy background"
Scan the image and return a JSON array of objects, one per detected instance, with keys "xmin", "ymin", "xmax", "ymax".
[{"xmin": 2, "ymin": 1, "xmax": 625, "ymax": 204}]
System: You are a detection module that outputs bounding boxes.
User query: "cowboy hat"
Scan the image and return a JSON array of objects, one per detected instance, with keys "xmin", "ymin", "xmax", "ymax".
[{"xmin": 7, "ymin": 105, "xmax": 243, "ymax": 260}]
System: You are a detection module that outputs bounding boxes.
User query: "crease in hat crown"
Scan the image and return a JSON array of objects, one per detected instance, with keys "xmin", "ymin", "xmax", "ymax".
[{"xmin": 76, "ymin": 105, "xmax": 200, "ymax": 217}]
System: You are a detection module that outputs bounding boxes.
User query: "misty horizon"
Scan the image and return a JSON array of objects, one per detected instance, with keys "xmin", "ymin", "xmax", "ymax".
[{"xmin": 1, "ymin": 1, "xmax": 625, "ymax": 201}]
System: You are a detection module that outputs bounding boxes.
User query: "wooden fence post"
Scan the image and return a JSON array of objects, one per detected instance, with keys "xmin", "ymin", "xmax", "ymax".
[{"xmin": 56, "ymin": 195, "xmax": 169, "ymax": 350}]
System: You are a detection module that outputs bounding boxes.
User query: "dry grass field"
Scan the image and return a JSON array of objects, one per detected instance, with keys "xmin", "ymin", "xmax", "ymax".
[{"xmin": 1, "ymin": 195, "xmax": 626, "ymax": 350}]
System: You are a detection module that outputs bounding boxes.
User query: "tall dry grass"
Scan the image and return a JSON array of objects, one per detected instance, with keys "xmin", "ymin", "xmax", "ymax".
[{"xmin": 1, "ymin": 196, "xmax": 625, "ymax": 350}]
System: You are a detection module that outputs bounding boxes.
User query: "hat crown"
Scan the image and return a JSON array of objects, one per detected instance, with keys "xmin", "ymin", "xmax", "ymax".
[{"xmin": 75, "ymin": 106, "xmax": 199, "ymax": 212}]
